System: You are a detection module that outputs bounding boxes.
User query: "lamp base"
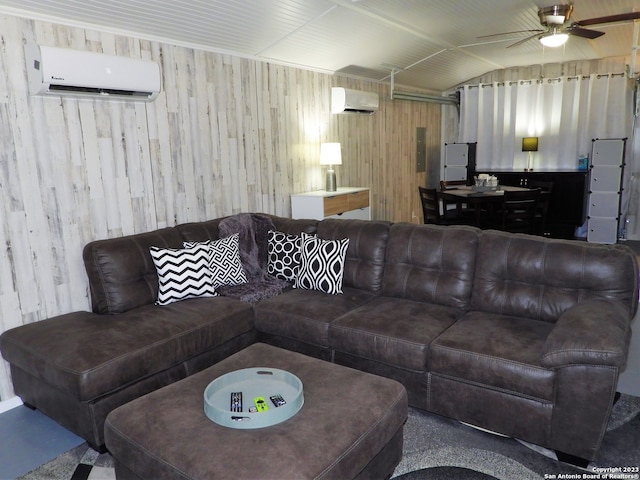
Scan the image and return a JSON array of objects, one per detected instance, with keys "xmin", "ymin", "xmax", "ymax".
[
  {"xmin": 525, "ymin": 152, "xmax": 534, "ymax": 172},
  {"xmin": 325, "ymin": 168, "xmax": 337, "ymax": 192}
]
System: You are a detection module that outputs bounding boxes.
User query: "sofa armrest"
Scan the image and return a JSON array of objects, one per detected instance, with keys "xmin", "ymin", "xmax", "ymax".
[{"xmin": 540, "ymin": 300, "xmax": 631, "ymax": 369}]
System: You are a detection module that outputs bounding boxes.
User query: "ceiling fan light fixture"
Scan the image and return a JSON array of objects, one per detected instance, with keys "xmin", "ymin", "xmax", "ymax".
[{"xmin": 539, "ymin": 31, "xmax": 569, "ymax": 47}]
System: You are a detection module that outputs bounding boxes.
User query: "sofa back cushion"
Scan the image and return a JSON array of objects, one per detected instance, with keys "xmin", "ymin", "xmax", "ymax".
[
  {"xmin": 270, "ymin": 216, "xmax": 319, "ymax": 236},
  {"xmin": 382, "ymin": 223, "xmax": 479, "ymax": 308},
  {"xmin": 177, "ymin": 215, "xmax": 318, "ymax": 243},
  {"xmin": 83, "ymin": 228, "xmax": 185, "ymax": 314},
  {"xmin": 176, "ymin": 219, "xmax": 224, "ymax": 243},
  {"xmin": 317, "ymin": 219, "xmax": 390, "ymax": 293},
  {"xmin": 471, "ymin": 230, "xmax": 639, "ymax": 322}
]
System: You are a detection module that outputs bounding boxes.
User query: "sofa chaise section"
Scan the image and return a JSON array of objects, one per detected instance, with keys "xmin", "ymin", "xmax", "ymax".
[
  {"xmin": 1, "ymin": 226, "xmax": 256, "ymax": 450},
  {"xmin": 1, "ymin": 299, "xmax": 254, "ymax": 450}
]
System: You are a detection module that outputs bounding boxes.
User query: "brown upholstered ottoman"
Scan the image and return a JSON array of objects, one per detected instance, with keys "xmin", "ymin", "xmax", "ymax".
[{"xmin": 105, "ymin": 343, "xmax": 407, "ymax": 479}]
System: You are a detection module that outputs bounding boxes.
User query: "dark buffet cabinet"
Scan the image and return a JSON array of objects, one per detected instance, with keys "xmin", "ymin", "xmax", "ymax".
[{"xmin": 483, "ymin": 171, "xmax": 590, "ymax": 239}]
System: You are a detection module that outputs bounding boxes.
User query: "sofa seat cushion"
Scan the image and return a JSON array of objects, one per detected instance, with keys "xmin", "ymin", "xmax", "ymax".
[
  {"xmin": 254, "ymin": 287, "xmax": 376, "ymax": 347},
  {"xmin": 429, "ymin": 312, "xmax": 555, "ymax": 401},
  {"xmin": 0, "ymin": 297, "xmax": 253, "ymax": 401},
  {"xmin": 330, "ymin": 296, "xmax": 462, "ymax": 372}
]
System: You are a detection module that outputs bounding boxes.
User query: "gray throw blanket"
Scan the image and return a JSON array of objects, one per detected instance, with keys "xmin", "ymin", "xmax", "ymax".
[{"xmin": 217, "ymin": 213, "xmax": 291, "ymax": 303}]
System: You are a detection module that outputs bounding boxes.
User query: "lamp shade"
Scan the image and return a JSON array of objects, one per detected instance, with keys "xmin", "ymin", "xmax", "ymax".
[
  {"xmin": 320, "ymin": 143, "xmax": 342, "ymax": 166},
  {"xmin": 539, "ymin": 31, "xmax": 568, "ymax": 48},
  {"xmin": 522, "ymin": 137, "xmax": 539, "ymax": 152}
]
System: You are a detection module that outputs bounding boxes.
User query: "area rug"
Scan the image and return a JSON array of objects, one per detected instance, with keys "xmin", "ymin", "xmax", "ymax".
[
  {"xmin": 392, "ymin": 393, "xmax": 640, "ymax": 479},
  {"xmin": 19, "ymin": 394, "xmax": 640, "ymax": 480}
]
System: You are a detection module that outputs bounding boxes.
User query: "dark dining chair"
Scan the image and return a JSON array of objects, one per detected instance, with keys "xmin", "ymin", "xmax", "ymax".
[
  {"xmin": 529, "ymin": 180, "xmax": 554, "ymax": 236},
  {"xmin": 439, "ymin": 180, "xmax": 475, "ymax": 219},
  {"xmin": 492, "ymin": 188, "xmax": 541, "ymax": 234},
  {"xmin": 418, "ymin": 187, "xmax": 466, "ymax": 225}
]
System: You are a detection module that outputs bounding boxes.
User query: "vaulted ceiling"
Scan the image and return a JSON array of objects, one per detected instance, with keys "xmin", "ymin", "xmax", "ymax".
[{"xmin": 1, "ymin": 0, "xmax": 638, "ymax": 91}]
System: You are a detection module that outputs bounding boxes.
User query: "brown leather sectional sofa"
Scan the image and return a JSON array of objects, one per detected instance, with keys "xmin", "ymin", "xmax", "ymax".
[{"xmin": 1, "ymin": 215, "xmax": 637, "ymax": 465}]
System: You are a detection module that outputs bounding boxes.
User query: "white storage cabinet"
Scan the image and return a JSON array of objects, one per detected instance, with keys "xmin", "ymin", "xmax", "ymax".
[
  {"xmin": 587, "ymin": 138, "xmax": 626, "ymax": 244},
  {"xmin": 291, "ymin": 187, "xmax": 370, "ymax": 220},
  {"xmin": 443, "ymin": 142, "xmax": 477, "ymax": 183}
]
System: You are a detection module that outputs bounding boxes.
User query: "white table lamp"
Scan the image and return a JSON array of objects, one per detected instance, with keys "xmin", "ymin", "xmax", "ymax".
[{"xmin": 320, "ymin": 143, "xmax": 342, "ymax": 192}]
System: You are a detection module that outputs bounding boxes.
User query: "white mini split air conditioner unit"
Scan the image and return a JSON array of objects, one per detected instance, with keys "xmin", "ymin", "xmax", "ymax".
[
  {"xmin": 331, "ymin": 87, "xmax": 379, "ymax": 114},
  {"xmin": 25, "ymin": 44, "xmax": 161, "ymax": 101}
]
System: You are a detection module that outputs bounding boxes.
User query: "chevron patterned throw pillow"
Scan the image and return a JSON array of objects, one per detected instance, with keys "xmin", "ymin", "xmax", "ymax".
[
  {"xmin": 150, "ymin": 243, "xmax": 217, "ymax": 305},
  {"xmin": 294, "ymin": 232, "xmax": 349, "ymax": 295}
]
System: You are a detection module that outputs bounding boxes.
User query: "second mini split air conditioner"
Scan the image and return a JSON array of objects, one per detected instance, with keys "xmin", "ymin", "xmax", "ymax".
[
  {"xmin": 25, "ymin": 44, "xmax": 161, "ymax": 101},
  {"xmin": 331, "ymin": 87, "xmax": 379, "ymax": 114}
]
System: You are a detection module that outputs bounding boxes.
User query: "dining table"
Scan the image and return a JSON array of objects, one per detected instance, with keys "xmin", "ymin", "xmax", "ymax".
[{"xmin": 438, "ymin": 185, "xmax": 534, "ymax": 227}]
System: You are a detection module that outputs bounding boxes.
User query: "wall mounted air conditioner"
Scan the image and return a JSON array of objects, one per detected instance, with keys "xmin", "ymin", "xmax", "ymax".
[
  {"xmin": 25, "ymin": 44, "xmax": 161, "ymax": 101},
  {"xmin": 331, "ymin": 87, "xmax": 379, "ymax": 114}
]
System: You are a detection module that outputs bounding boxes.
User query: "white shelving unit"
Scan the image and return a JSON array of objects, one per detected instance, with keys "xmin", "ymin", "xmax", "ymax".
[
  {"xmin": 443, "ymin": 142, "xmax": 476, "ymax": 183},
  {"xmin": 291, "ymin": 187, "xmax": 371, "ymax": 220},
  {"xmin": 587, "ymin": 138, "xmax": 626, "ymax": 244}
]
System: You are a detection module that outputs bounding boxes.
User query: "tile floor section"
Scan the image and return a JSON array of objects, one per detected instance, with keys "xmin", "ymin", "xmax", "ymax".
[{"xmin": 0, "ymin": 405, "xmax": 84, "ymax": 479}]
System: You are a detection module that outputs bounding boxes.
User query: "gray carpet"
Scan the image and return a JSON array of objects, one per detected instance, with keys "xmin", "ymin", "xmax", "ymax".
[
  {"xmin": 19, "ymin": 394, "xmax": 640, "ymax": 480},
  {"xmin": 392, "ymin": 393, "xmax": 640, "ymax": 479}
]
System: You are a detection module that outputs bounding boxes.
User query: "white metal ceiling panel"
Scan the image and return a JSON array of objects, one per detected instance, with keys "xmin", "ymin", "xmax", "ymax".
[
  {"xmin": 0, "ymin": 0, "xmax": 637, "ymax": 91},
  {"xmin": 260, "ymin": 5, "xmax": 444, "ymax": 73}
]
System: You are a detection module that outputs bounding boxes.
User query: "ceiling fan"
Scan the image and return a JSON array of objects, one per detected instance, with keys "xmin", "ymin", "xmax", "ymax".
[{"xmin": 480, "ymin": 4, "xmax": 640, "ymax": 48}]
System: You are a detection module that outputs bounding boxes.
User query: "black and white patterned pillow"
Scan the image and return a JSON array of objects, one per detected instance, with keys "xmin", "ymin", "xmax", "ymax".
[
  {"xmin": 150, "ymin": 244, "xmax": 217, "ymax": 305},
  {"xmin": 184, "ymin": 233, "xmax": 247, "ymax": 289},
  {"xmin": 294, "ymin": 232, "xmax": 349, "ymax": 295},
  {"xmin": 267, "ymin": 230, "xmax": 301, "ymax": 282}
]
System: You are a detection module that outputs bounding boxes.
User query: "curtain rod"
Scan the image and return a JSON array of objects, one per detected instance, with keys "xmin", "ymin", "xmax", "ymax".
[{"xmin": 458, "ymin": 72, "xmax": 626, "ymax": 90}]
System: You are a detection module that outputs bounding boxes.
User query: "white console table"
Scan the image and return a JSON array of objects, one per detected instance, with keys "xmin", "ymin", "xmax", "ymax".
[{"xmin": 291, "ymin": 187, "xmax": 371, "ymax": 220}]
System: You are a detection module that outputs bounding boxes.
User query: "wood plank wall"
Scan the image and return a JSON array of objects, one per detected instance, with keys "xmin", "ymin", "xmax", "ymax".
[{"xmin": 0, "ymin": 14, "xmax": 440, "ymax": 401}]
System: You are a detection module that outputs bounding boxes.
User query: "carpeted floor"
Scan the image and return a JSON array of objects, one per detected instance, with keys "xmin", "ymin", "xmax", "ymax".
[
  {"xmin": 19, "ymin": 394, "xmax": 640, "ymax": 480},
  {"xmin": 392, "ymin": 394, "xmax": 640, "ymax": 479}
]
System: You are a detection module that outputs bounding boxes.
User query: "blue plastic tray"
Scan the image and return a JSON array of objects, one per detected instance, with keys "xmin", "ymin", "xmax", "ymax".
[{"xmin": 204, "ymin": 367, "xmax": 304, "ymax": 429}]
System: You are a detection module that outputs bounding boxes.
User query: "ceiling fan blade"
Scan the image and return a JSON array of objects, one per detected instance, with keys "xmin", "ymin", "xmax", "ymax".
[
  {"xmin": 478, "ymin": 29, "xmax": 544, "ymax": 39},
  {"xmin": 573, "ymin": 11, "xmax": 640, "ymax": 27},
  {"xmin": 566, "ymin": 26, "xmax": 605, "ymax": 39},
  {"xmin": 507, "ymin": 33, "xmax": 542, "ymax": 48}
]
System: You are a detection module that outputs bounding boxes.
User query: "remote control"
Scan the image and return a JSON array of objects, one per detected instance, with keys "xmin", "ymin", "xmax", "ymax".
[
  {"xmin": 254, "ymin": 396, "xmax": 268, "ymax": 412},
  {"xmin": 270, "ymin": 394, "xmax": 286, "ymax": 407},
  {"xmin": 230, "ymin": 392, "xmax": 242, "ymax": 412},
  {"xmin": 231, "ymin": 416, "xmax": 250, "ymax": 422}
]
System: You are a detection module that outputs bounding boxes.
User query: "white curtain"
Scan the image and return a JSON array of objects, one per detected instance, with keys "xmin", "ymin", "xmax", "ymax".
[{"xmin": 459, "ymin": 74, "xmax": 631, "ymax": 171}]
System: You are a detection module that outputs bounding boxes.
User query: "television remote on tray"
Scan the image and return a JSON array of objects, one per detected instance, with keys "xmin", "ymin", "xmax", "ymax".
[
  {"xmin": 270, "ymin": 394, "xmax": 286, "ymax": 407},
  {"xmin": 230, "ymin": 392, "xmax": 242, "ymax": 412}
]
